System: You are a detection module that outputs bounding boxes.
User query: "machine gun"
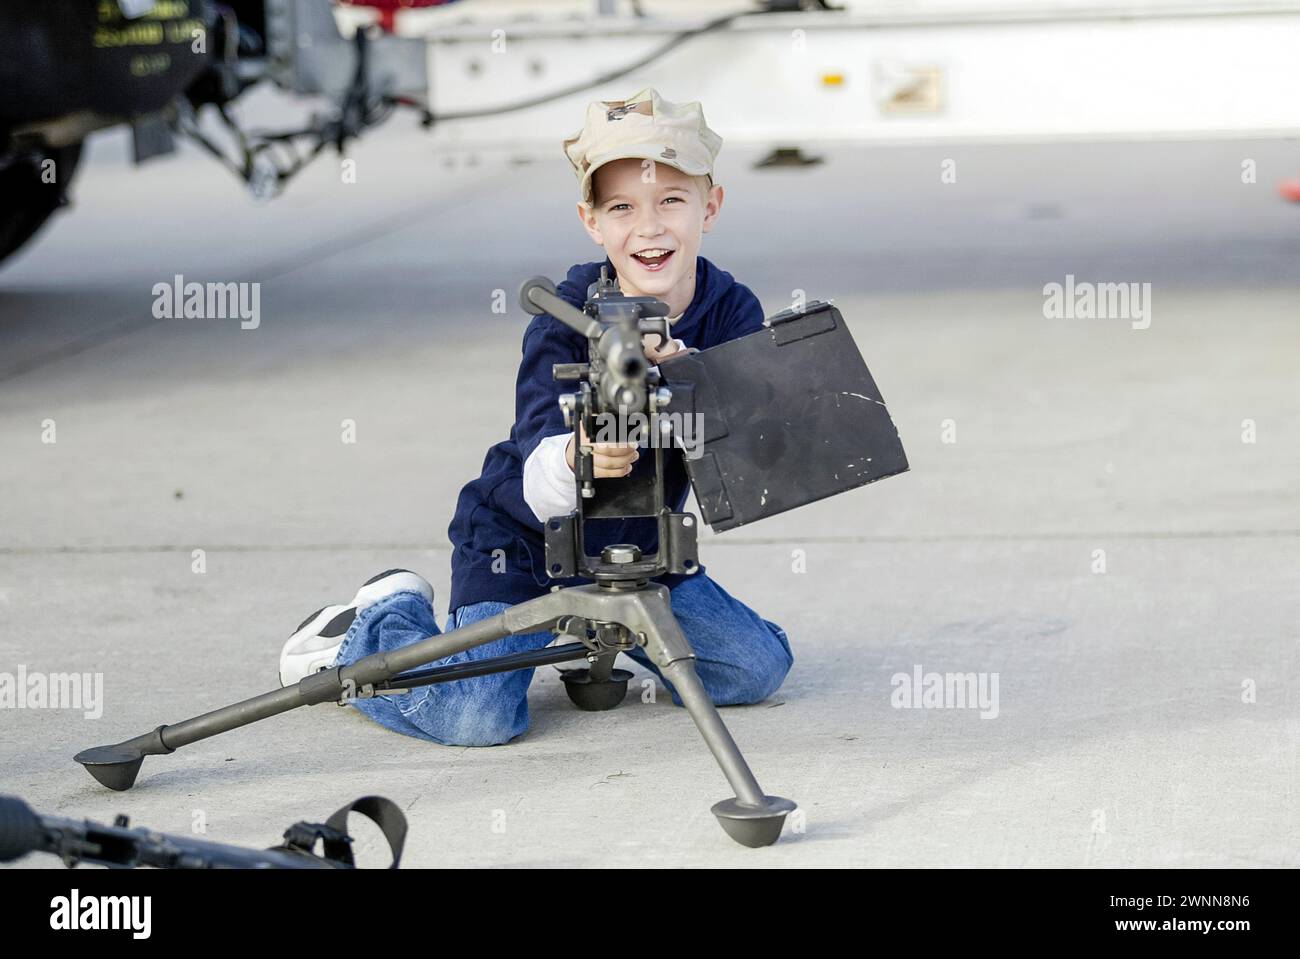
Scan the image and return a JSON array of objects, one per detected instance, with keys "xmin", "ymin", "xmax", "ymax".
[
  {"xmin": 0, "ymin": 793, "xmax": 406, "ymax": 869},
  {"xmin": 519, "ymin": 268, "xmax": 701, "ymax": 587}
]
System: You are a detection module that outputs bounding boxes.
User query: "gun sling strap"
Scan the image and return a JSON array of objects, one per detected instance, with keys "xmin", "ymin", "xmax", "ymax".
[{"xmin": 275, "ymin": 795, "xmax": 408, "ymax": 869}]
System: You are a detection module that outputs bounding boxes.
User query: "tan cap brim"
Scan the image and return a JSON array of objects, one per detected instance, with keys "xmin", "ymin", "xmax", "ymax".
[{"xmin": 580, "ymin": 146, "xmax": 713, "ymax": 207}]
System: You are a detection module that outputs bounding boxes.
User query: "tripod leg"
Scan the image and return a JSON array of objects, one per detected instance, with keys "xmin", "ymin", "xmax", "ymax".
[
  {"xmin": 75, "ymin": 609, "xmax": 521, "ymax": 789},
  {"xmin": 633, "ymin": 591, "xmax": 797, "ymax": 848},
  {"xmin": 76, "ymin": 589, "xmax": 592, "ymax": 790}
]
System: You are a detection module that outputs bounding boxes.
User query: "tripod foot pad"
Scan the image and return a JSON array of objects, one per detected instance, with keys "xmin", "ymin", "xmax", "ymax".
[
  {"xmin": 711, "ymin": 796, "xmax": 797, "ymax": 847},
  {"xmin": 74, "ymin": 725, "xmax": 172, "ymax": 791},
  {"xmin": 560, "ymin": 668, "xmax": 634, "ymax": 711}
]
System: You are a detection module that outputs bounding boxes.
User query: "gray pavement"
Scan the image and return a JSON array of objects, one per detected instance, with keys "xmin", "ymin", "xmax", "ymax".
[{"xmin": 1, "ymin": 111, "xmax": 1297, "ymax": 867}]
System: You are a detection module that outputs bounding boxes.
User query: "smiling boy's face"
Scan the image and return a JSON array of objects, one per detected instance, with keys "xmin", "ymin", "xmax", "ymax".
[{"xmin": 577, "ymin": 157, "xmax": 724, "ymax": 318}]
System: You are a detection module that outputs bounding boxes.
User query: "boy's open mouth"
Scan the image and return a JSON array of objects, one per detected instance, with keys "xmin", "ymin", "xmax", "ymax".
[{"xmin": 631, "ymin": 248, "xmax": 675, "ymax": 272}]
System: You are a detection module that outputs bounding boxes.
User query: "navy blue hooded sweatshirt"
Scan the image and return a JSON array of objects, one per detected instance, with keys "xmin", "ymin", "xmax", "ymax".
[{"xmin": 447, "ymin": 254, "xmax": 766, "ymax": 613}]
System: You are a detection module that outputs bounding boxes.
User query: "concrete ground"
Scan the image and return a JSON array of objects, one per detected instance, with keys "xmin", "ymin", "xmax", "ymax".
[{"xmin": 1, "ymin": 101, "xmax": 1297, "ymax": 867}]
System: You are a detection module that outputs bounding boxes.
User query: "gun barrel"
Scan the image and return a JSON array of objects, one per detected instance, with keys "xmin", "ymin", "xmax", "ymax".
[
  {"xmin": 595, "ymin": 323, "xmax": 649, "ymax": 413},
  {"xmin": 0, "ymin": 795, "xmax": 44, "ymax": 863}
]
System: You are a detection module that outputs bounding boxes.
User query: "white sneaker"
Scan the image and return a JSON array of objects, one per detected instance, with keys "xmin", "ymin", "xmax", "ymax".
[
  {"xmin": 278, "ymin": 569, "xmax": 434, "ymax": 687},
  {"xmin": 350, "ymin": 568, "xmax": 433, "ymax": 612},
  {"xmin": 278, "ymin": 604, "xmax": 354, "ymax": 687}
]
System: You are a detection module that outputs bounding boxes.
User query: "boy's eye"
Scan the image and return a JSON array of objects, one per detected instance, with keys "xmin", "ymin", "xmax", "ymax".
[{"xmin": 609, "ymin": 197, "xmax": 684, "ymax": 212}]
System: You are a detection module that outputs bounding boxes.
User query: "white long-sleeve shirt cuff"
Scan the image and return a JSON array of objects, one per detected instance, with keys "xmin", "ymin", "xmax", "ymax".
[{"xmin": 523, "ymin": 432, "xmax": 577, "ymax": 524}]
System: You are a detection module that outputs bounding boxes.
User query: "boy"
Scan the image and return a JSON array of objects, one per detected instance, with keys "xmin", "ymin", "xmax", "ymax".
[{"xmin": 278, "ymin": 88, "xmax": 793, "ymax": 746}]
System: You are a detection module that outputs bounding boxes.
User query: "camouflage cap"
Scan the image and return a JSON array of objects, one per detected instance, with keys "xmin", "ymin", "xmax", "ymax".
[{"xmin": 562, "ymin": 87, "xmax": 723, "ymax": 207}]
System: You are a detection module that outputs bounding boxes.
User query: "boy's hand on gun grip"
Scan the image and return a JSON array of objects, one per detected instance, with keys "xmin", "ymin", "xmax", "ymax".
[
  {"xmin": 563, "ymin": 332, "xmax": 691, "ymax": 479},
  {"xmin": 642, "ymin": 331, "xmax": 689, "ymax": 365},
  {"xmin": 566, "ymin": 420, "xmax": 640, "ymax": 478}
]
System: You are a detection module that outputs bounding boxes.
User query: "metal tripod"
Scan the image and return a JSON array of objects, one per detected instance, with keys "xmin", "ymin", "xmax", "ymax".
[{"xmin": 75, "ymin": 570, "xmax": 794, "ymax": 846}]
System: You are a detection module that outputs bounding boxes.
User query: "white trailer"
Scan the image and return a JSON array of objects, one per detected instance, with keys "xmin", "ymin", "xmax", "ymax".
[{"xmin": 336, "ymin": 0, "xmax": 1300, "ymax": 148}]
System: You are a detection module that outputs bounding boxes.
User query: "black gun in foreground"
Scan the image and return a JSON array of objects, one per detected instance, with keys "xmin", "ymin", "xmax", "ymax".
[{"xmin": 0, "ymin": 794, "xmax": 405, "ymax": 869}]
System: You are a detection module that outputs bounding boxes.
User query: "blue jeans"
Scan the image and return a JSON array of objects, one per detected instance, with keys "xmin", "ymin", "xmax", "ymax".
[{"xmin": 333, "ymin": 574, "xmax": 793, "ymax": 747}]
